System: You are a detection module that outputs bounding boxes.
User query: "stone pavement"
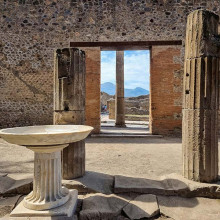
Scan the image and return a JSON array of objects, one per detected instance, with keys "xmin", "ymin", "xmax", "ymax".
[
  {"xmin": 0, "ymin": 137, "xmax": 220, "ymax": 219},
  {"xmin": 1, "ymin": 173, "xmax": 220, "ymax": 219}
]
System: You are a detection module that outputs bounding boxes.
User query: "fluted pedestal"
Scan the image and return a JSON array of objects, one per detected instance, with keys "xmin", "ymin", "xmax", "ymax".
[
  {"xmin": 24, "ymin": 147, "xmax": 70, "ymax": 210},
  {"xmin": 10, "ymin": 144, "xmax": 78, "ymax": 217}
]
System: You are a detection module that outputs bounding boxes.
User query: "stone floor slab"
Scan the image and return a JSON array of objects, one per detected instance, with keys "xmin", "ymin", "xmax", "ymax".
[
  {"xmin": 114, "ymin": 175, "xmax": 172, "ymax": 194},
  {"xmin": 9, "ymin": 216, "xmax": 78, "ymax": 220},
  {"xmin": 115, "ymin": 173, "xmax": 220, "ymax": 199},
  {"xmin": 0, "ymin": 195, "xmax": 21, "ymax": 218},
  {"xmin": 161, "ymin": 173, "xmax": 220, "ymax": 198},
  {"xmin": 63, "ymin": 171, "xmax": 114, "ymax": 195},
  {"xmin": 123, "ymin": 194, "xmax": 159, "ymax": 219},
  {"xmin": 0, "ymin": 174, "xmax": 32, "ymax": 196},
  {"xmin": 80, "ymin": 193, "xmax": 134, "ymax": 220},
  {"xmin": 10, "ymin": 190, "xmax": 77, "ymax": 218},
  {"xmin": 158, "ymin": 196, "xmax": 220, "ymax": 220}
]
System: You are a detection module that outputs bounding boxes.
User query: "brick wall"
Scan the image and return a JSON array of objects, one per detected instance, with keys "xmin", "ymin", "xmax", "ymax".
[
  {"xmin": 84, "ymin": 48, "xmax": 101, "ymax": 134},
  {"xmin": 150, "ymin": 46, "xmax": 182, "ymax": 135}
]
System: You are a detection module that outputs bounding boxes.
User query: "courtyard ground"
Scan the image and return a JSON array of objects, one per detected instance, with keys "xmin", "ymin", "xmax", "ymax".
[
  {"xmin": 0, "ymin": 136, "xmax": 183, "ymax": 178},
  {"xmin": 1, "ymin": 136, "xmax": 220, "ymax": 219}
]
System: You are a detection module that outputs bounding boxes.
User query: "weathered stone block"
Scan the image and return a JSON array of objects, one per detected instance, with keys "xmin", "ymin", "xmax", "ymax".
[
  {"xmin": 54, "ymin": 111, "xmax": 84, "ymax": 125},
  {"xmin": 123, "ymin": 194, "xmax": 159, "ymax": 219},
  {"xmin": 185, "ymin": 10, "xmax": 219, "ymax": 59},
  {"xmin": 182, "ymin": 109, "xmax": 218, "ymax": 182}
]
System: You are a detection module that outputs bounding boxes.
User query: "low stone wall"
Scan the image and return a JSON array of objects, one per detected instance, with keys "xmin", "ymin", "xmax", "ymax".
[{"xmin": 107, "ymin": 95, "xmax": 149, "ymax": 121}]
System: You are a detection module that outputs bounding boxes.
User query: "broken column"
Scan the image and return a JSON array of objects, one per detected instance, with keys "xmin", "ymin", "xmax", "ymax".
[
  {"xmin": 183, "ymin": 10, "xmax": 219, "ymax": 183},
  {"xmin": 115, "ymin": 50, "xmax": 125, "ymax": 127},
  {"xmin": 54, "ymin": 48, "xmax": 86, "ymax": 179}
]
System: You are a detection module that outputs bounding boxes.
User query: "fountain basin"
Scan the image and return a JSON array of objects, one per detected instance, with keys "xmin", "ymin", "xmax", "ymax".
[
  {"xmin": 0, "ymin": 125, "xmax": 93, "ymax": 146},
  {"xmin": 0, "ymin": 125, "xmax": 93, "ymax": 216}
]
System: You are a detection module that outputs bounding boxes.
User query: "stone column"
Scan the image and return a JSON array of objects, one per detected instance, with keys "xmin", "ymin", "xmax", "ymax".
[
  {"xmin": 54, "ymin": 48, "xmax": 86, "ymax": 179},
  {"xmin": 183, "ymin": 10, "xmax": 220, "ymax": 183},
  {"xmin": 115, "ymin": 50, "xmax": 125, "ymax": 127}
]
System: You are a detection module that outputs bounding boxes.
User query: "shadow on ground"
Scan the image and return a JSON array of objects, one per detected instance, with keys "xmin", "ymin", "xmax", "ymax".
[{"xmin": 86, "ymin": 137, "xmax": 182, "ymax": 144}]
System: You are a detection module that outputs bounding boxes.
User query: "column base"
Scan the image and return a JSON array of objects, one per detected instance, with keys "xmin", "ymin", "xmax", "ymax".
[
  {"xmin": 115, "ymin": 124, "xmax": 126, "ymax": 128},
  {"xmin": 23, "ymin": 187, "xmax": 70, "ymax": 211},
  {"xmin": 10, "ymin": 189, "xmax": 78, "ymax": 218}
]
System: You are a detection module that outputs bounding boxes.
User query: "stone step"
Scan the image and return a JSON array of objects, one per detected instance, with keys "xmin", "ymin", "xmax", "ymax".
[{"xmin": 91, "ymin": 133, "xmax": 163, "ymax": 138}]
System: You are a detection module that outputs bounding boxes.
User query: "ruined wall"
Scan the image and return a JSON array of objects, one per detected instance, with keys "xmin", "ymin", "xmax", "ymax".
[
  {"xmin": 150, "ymin": 45, "xmax": 182, "ymax": 135},
  {"xmin": 108, "ymin": 96, "xmax": 149, "ymax": 121},
  {"xmin": 0, "ymin": 0, "xmax": 219, "ymax": 133}
]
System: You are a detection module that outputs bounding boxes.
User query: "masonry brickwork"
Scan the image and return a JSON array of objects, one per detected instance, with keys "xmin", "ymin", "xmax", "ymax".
[
  {"xmin": 150, "ymin": 45, "xmax": 182, "ymax": 135},
  {"xmin": 0, "ymin": 0, "xmax": 219, "ymax": 135},
  {"xmin": 84, "ymin": 48, "xmax": 101, "ymax": 134}
]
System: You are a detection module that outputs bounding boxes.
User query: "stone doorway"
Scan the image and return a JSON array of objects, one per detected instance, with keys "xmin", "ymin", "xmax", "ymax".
[
  {"xmin": 100, "ymin": 50, "xmax": 150, "ymax": 137},
  {"xmin": 70, "ymin": 41, "xmax": 182, "ymax": 136}
]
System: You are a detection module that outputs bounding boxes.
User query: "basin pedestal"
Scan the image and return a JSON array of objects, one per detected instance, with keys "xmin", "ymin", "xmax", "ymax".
[
  {"xmin": 10, "ymin": 144, "xmax": 78, "ymax": 218},
  {"xmin": 0, "ymin": 124, "xmax": 93, "ymax": 218}
]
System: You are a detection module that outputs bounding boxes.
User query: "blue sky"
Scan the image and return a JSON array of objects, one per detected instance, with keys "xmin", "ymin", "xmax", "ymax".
[{"xmin": 101, "ymin": 50, "xmax": 150, "ymax": 90}]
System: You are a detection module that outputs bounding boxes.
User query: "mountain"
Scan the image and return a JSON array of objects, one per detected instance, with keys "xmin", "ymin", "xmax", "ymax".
[
  {"xmin": 101, "ymin": 82, "xmax": 149, "ymax": 97},
  {"xmin": 101, "ymin": 82, "xmax": 116, "ymax": 95},
  {"xmin": 125, "ymin": 87, "xmax": 149, "ymax": 97}
]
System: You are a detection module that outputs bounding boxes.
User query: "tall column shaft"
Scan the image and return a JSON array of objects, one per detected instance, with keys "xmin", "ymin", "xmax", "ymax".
[
  {"xmin": 54, "ymin": 48, "xmax": 86, "ymax": 179},
  {"xmin": 24, "ymin": 150, "xmax": 69, "ymax": 210},
  {"xmin": 115, "ymin": 50, "xmax": 125, "ymax": 127},
  {"xmin": 183, "ymin": 10, "xmax": 219, "ymax": 183}
]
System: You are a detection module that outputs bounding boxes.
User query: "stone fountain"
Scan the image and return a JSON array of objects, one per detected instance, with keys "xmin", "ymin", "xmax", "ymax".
[{"xmin": 0, "ymin": 125, "xmax": 93, "ymax": 218}]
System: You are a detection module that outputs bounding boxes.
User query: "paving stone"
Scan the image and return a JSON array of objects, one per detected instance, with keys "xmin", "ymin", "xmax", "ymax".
[
  {"xmin": 80, "ymin": 193, "xmax": 134, "ymax": 220},
  {"xmin": 63, "ymin": 171, "xmax": 114, "ymax": 195},
  {"xmin": 10, "ymin": 216, "xmax": 78, "ymax": 220},
  {"xmin": 158, "ymin": 196, "xmax": 220, "ymax": 220},
  {"xmin": 0, "ymin": 173, "xmax": 7, "ymax": 178},
  {"xmin": 0, "ymin": 195, "xmax": 21, "ymax": 218},
  {"xmin": 114, "ymin": 175, "xmax": 166, "ymax": 194},
  {"xmin": 0, "ymin": 174, "xmax": 33, "ymax": 195},
  {"xmin": 161, "ymin": 173, "xmax": 220, "ymax": 198},
  {"xmin": 114, "ymin": 173, "xmax": 220, "ymax": 199},
  {"xmin": 123, "ymin": 194, "xmax": 159, "ymax": 219}
]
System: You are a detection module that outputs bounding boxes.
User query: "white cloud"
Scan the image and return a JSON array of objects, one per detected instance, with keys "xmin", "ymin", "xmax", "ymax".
[
  {"xmin": 101, "ymin": 51, "xmax": 116, "ymax": 84},
  {"xmin": 101, "ymin": 50, "xmax": 150, "ymax": 90}
]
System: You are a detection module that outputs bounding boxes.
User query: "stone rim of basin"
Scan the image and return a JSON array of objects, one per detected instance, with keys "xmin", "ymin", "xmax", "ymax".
[{"xmin": 0, "ymin": 125, "xmax": 94, "ymax": 146}]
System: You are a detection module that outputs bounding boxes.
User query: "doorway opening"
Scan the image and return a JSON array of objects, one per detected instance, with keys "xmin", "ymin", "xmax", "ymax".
[{"xmin": 100, "ymin": 50, "xmax": 150, "ymax": 136}]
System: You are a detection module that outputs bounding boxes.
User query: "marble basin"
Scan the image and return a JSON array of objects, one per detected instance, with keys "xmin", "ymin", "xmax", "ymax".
[
  {"xmin": 0, "ymin": 124, "xmax": 93, "ymax": 215},
  {"xmin": 0, "ymin": 125, "xmax": 93, "ymax": 146}
]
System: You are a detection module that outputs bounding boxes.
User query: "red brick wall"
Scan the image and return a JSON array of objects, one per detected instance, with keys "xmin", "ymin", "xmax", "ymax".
[
  {"xmin": 150, "ymin": 46, "xmax": 182, "ymax": 135},
  {"xmin": 84, "ymin": 48, "xmax": 101, "ymax": 134}
]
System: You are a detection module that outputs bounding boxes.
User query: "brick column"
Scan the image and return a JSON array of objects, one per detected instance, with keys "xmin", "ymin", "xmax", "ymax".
[
  {"xmin": 183, "ymin": 10, "xmax": 219, "ymax": 183},
  {"xmin": 83, "ymin": 48, "xmax": 101, "ymax": 134},
  {"xmin": 115, "ymin": 50, "xmax": 125, "ymax": 127},
  {"xmin": 54, "ymin": 48, "xmax": 86, "ymax": 179}
]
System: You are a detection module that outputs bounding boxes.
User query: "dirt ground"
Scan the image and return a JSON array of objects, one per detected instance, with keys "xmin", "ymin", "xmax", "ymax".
[
  {"xmin": 1, "ymin": 136, "xmax": 219, "ymax": 179},
  {"xmin": 0, "ymin": 138, "xmax": 219, "ymax": 178}
]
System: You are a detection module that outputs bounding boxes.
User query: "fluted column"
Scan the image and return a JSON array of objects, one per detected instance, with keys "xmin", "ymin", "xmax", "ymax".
[
  {"xmin": 23, "ymin": 145, "xmax": 70, "ymax": 211},
  {"xmin": 54, "ymin": 48, "xmax": 86, "ymax": 179},
  {"xmin": 115, "ymin": 50, "xmax": 125, "ymax": 127},
  {"xmin": 183, "ymin": 10, "xmax": 219, "ymax": 183}
]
